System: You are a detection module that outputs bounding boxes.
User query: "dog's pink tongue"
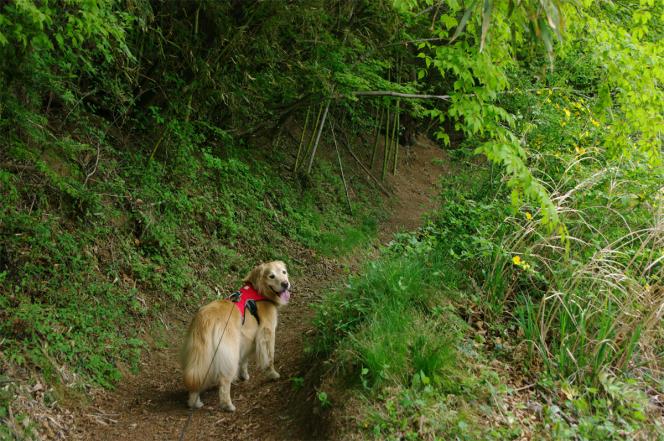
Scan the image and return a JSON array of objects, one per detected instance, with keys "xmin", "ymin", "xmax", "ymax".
[{"xmin": 280, "ymin": 290, "xmax": 291, "ymax": 303}]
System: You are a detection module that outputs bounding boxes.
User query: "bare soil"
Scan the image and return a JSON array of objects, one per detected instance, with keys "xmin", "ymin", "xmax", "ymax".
[{"xmin": 70, "ymin": 137, "xmax": 449, "ymax": 441}]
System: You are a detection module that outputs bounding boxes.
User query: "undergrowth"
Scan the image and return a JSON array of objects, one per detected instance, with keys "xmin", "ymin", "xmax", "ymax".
[
  {"xmin": 0, "ymin": 118, "xmax": 382, "ymax": 439},
  {"xmin": 312, "ymin": 72, "xmax": 663, "ymax": 438},
  {"xmin": 313, "ymin": 160, "xmax": 662, "ymax": 439}
]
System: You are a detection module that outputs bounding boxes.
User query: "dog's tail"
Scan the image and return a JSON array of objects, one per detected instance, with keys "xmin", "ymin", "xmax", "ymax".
[{"xmin": 181, "ymin": 314, "xmax": 239, "ymax": 392}]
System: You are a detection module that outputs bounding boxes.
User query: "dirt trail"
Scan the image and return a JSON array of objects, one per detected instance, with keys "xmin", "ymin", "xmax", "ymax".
[{"xmin": 71, "ymin": 137, "xmax": 448, "ymax": 441}]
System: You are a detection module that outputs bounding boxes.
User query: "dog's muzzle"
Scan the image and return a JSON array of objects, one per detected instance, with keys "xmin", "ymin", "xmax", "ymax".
[{"xmin": 273, "ymin": 283, "xmax": 291, "ymax": 304}]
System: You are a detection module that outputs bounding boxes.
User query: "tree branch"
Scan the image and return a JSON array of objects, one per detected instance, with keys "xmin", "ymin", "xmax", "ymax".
[
  {"xmin": 84, "ymin": 140, "xmax": 101, "ymax": 186},
  {"xmin": 352, "ymin": 87, "xmax": 574, "ymax": 102},
  {"xmin": 352, "ymin": 91, "xmax": 451, "ymax": 101}
]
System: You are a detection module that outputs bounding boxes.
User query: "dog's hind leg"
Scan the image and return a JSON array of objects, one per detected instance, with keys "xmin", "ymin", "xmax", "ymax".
[
  {"xmin": 218, "ymin": 377, "xmax": 235, "ymax": 412},
  {"xmin": 187, "ymin": 392, "xmax": 203, "ymax": 409},
  {"xmin": 216, "ymin": 341, "xmax": 239, "ymax": 411}
]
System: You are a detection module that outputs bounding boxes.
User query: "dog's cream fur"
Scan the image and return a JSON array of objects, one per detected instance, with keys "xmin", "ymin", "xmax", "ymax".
[{"xmin": 180, "ymin": 261, "xmax": 290, "ymax": 411}]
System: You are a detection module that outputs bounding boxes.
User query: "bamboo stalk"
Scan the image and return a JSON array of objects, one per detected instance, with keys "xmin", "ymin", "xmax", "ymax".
[
  {"xmin": 382, "ymin": 100, "xmax": 391, "ymax": 180},
  {"xmin": 306, "ymin": 99, "xmax": 331, "ymax": 175},
  {"xmin": 392, "ymin": 60, "xmax": 402, "ymax": 175},
  {"xmin": 149, "ymin": 127, "xmax": 168, "ymax": 161},
  {"xmin": 392, "ymin": 98, "xmax": 400, "ymax": 175},
  {"xmin": 370, "ymin": 104, "xmax": 384, "ymax": 168},
  {"xmin": 298, "ymin": 103, "xmax": 323, "ymax": 171},
  {"xmin": 331, "ymin": 124, "xmax": 352, "ymax": 215},
  {"xmin": 186, "ymin": 7, "xmax": 200, "ymax": 124},
  {"xmin": 293, "ymin": 107, "xmax": 311, "ymax": 171}
]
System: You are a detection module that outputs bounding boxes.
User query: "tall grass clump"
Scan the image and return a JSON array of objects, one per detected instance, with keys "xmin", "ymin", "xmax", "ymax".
[
  {"xmin": 489, "ymin": 161, "xmax": 664, "ymax": 382},
  {"xmin": 429, "ymin": 157, "xmax": 662, "ymax": 388},
  {"xmin": 313, "ymin": 236, "xmax": 467, "ymax": 389}
]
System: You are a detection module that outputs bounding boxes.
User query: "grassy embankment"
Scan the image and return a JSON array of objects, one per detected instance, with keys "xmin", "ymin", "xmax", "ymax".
[{"xmin": 312, "ymin": 83, "xmax": 663, "ymax": 440}]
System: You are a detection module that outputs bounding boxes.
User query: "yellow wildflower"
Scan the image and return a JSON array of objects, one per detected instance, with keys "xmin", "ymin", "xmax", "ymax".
[
  {"xmin": 563, "ymin": 108, "xmax": 571, "ymax": 119},
  {"xmin": 525, "ymin": 212, "xmax": 533, "ymax": 220},
  {"xmin": 590, "ymin": 118, "xmax": 600, "ymax": 127},
  {"xmin": 513, "ymin": 255, "xmax": 531, "ymax": 270},
  {"xmin": 575, "ymin": 146, "xmax": 587, "ymax": 155}
]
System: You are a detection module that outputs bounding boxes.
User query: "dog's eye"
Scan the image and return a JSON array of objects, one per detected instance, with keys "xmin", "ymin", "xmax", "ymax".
[
  {"xmin": 282, "ymin": 271, "xmax": 287, "ymax": 274},
  {"xmin": 269, "ymin": 274, "xmax": 275, "ymax": 279}
]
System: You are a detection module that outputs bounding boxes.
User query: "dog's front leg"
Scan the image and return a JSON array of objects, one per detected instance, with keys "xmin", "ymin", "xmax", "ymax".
[
  {"xmin": 238, "ymin": 336, "xmax": 253, "ymax": 381},
  {"xmin": 256, "ymin": 326, "xmax": 280, "ymax": 380},
  {"xmin": 266, "ymin": 325, "xmax": 280, "ymax": 380}
]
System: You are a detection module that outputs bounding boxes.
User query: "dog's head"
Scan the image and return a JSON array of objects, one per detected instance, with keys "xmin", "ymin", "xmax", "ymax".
[{"xmin": 244, "ymin": 261, "xmax": 291, "ymax": 306}]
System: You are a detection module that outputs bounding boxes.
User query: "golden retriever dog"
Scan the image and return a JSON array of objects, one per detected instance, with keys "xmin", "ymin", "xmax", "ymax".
[{"xmin": 180, "ymin": 261, "xmax": 291, "ymax": 411}]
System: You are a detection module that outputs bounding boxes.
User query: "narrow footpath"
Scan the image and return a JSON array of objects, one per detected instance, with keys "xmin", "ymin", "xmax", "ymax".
[{"xmin": 71, "ymin": 137, "xmax": 449, "ymax": 441}]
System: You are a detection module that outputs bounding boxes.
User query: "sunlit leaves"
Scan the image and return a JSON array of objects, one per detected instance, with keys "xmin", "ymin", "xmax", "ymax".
[
  {"xmin": 400, "ymin": 0, "xmax": 661, "ymax": 232},
  {"xmin": 572, "ymin": 2, "xmax": 664, "ymax": 165}
]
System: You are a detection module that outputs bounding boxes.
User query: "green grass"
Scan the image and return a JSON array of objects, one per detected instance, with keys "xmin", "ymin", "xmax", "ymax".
[
  {"xmin": 312, "ymin": 161, "xmax": 663, "ymax": 439},
  {"xmin": 312, "ymin": 228, "xmax": 528, "ymax": 439}
]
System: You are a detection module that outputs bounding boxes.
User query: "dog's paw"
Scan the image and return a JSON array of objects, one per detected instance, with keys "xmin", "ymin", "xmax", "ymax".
[
  {"xmin": 188, "ymin": 395, "xmax": 203, "ymax": 409},
  {"xmin": 220, "ymin": 402, "xmax": 236, "ymax": 412},
  {"xmin": 266, "ymin": 369, "xmax": 280, "ymax": 380},
  {"xmin": 238, "ymin": 371, "xmax": 250, "ymax": 381}
]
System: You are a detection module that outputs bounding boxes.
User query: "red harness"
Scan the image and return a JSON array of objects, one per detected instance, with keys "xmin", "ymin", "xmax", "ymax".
[{"xmin": 229, "ymin": 284, "xmax": 269, "ymax": 324}]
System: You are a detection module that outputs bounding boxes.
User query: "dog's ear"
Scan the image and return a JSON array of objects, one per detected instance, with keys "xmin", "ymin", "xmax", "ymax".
[{"xmin": 243, "ymin": 263, "xmax": 264, "ymax": 287}]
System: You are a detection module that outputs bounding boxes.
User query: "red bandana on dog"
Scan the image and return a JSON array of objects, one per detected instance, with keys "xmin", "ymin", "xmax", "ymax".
[{"xmin": 232, "ymin": 284, "xmax": 269, "ymax": 323}]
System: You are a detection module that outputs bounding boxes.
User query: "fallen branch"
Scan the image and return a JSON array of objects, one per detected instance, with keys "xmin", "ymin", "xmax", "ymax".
[
  {"xmin": 84, "ymin": 140, "xmax": 101, "ymax": 186},
  {"xmin": 0, "ymin": 163, "xmax": 36, "ymax": 172},
  {"xmin": 264, "ymin": 197, "xmax": 283, "ymax": 226}
]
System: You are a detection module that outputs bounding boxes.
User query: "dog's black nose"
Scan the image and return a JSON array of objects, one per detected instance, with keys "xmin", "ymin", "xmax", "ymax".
[{"xmin": 281, "ymin": 281, "xmax": 289, "ymax": 289}]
